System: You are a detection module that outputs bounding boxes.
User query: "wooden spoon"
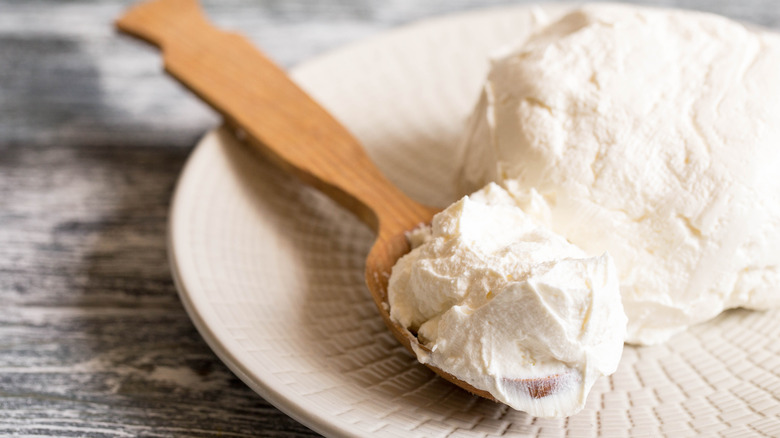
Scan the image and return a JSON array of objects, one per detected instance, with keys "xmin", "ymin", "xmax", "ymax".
[{"xmin": 116, "ymin": 0, "xmax": 562, "ymax": 402}]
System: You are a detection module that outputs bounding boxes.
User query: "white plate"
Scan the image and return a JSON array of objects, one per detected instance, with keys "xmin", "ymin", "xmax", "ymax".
[{"xmin": 169, "ymin": 5, "xmax": 780, "ymax": 437}]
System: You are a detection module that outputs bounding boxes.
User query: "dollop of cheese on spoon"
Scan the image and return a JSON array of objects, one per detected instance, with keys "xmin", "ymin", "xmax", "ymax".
[{"xmin": 389, "ymin": 183, "xmax": 626, "ymax": 418}]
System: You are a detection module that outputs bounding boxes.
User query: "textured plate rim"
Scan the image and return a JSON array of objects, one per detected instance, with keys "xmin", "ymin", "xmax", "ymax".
[{"xmin": 166, "ymin": 146, "xmax": 354, "ymax": 438}]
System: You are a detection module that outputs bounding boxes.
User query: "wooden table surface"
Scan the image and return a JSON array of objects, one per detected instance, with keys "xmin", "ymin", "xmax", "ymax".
[{"xmin": 2, "ymin": 1, "xmax": 777, "ymax": 436}]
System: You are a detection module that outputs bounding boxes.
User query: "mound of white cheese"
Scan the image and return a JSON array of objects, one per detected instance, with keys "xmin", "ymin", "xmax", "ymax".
[{"xmin": 459, "ymin": 4, "xmax": 780, "ymax": 345}]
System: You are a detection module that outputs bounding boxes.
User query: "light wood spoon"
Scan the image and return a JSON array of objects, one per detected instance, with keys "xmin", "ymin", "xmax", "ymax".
[{"xmin": 116, "ymin": 0, "xmax": 562, "ymax": 403}]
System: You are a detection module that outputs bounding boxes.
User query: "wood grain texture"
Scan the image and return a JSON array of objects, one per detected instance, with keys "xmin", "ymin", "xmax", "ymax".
[
  {"xmin": 1, "ymin": 0, "xmax": 778, "ymax": 436},
  {"xmin": 116, "ymin": 0, "xmax": 435, "ymax": 235}
]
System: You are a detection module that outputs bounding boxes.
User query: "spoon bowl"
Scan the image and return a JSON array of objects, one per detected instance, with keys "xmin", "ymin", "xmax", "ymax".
[{"xmin": 117, "ymin": 0, "xmax": 560, "ymax": 404}]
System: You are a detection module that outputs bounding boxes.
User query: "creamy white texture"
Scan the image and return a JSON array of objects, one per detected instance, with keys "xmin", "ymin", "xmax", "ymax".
[
  {"xmin": 388, "ymin": 183, "xmax": 626, "ymax": 418},
  {"xmin": 459, "ymin": 4, "xmax": 780, "ymax": 345}
]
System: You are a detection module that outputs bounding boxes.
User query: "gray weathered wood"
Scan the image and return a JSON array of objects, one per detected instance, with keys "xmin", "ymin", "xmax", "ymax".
[{"xmin": 1, "ymin": 0, "xmax": 777, "ymax": 436}]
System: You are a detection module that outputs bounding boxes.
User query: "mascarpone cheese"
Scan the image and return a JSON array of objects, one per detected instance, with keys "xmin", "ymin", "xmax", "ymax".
[
  {"xmin": 388, "ymin": 183, "xmax": 626, "ymax": 418},
  {"xmin": 458, "ymin": 4, "xmax": 780, "ymax": 345}
]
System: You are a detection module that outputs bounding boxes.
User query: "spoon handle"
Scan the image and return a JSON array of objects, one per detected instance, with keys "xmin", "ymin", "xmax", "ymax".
[{"xmin": 116, "ymin": 0, "xmax": 433, "ymax": 235}]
